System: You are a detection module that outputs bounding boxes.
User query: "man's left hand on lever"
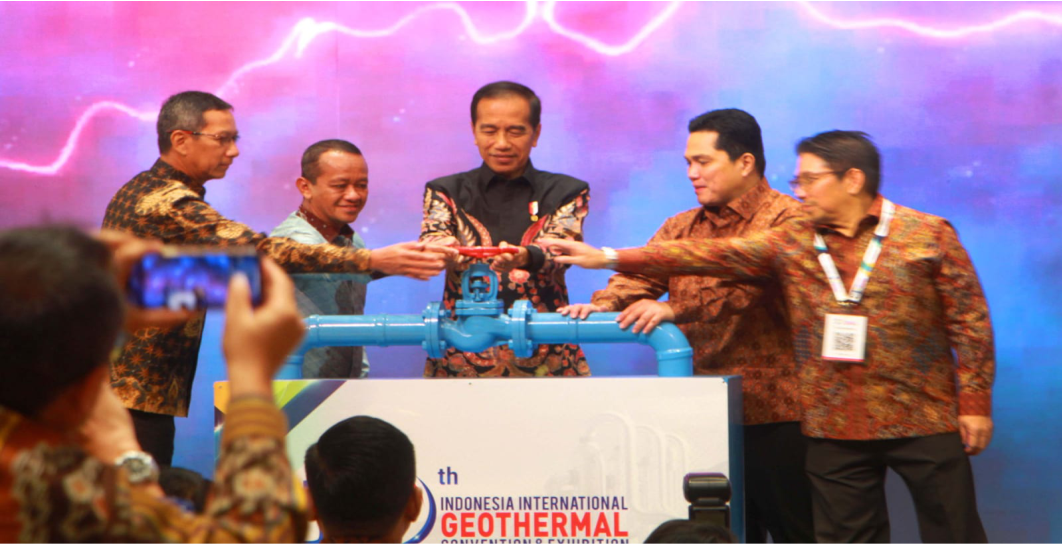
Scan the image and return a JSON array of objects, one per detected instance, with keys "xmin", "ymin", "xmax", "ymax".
[
  {"xmin": 489, "ymin": 241, "xmax": 530, "ymax": 274},
  {"xmin": 537, "ymin": 239, "xmax": 608, "ymax": 269}
]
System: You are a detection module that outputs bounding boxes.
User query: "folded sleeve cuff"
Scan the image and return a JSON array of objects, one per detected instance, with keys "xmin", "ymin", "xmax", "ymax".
[
  {"xmin": 615, "ymin": 248, "xmax": 645, "ymax": 274},
  {"xmin": 221, "ymin": 395, "xmax": 288, "ymax": 447},
  {"xmin": 959, "ymin": 392, "xmax": 992, "ymax": 416},
  {"xmin": 524, "ymin": 244, "xmax": 546, "ymax": 272}
]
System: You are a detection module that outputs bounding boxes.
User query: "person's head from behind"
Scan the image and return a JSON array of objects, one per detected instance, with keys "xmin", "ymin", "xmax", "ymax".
[
  {"xmin": 156, "ymin": 90, "xmax": 240, "ymax": 184},
  {"xmin": 685, "ymin": 108, "xmax": 766, "ymax": 208},
  {"xmin": 297, "ymin": 140, "xmax": 370, "ymax": 230},
  {"xmin": 470, "ymin": 81, "xmax": 542, "ymax": 180},
  {"xmin": 644, "ymin": 519, "xmax": 738, "ymax": 543},
  {"xmin": 792, "ymin": 130, "xmax": 881, "ymax": 225},
  {"xmin": 0, "ymin": 226, "xmax": 123, "ymax": 425},
  {"xmin": 305, "ymin": 416, "xmax": 422, "ymax": 543}
]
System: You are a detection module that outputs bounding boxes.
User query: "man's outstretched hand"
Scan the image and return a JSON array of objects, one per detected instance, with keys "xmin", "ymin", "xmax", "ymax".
[
  {"xmin": 490, "ymin": 241, "xmax": 530, "ymax": 274},
  {"xmin": 369, "ymin": 241, "xmax": 456, "ymax": 280},
  {"xmin": 536, "ymin": 239, "xmax": 608, "ymax": 269}
]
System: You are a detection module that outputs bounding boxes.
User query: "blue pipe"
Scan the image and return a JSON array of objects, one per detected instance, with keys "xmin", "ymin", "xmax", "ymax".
[
  {"xmin": 281, "ymin": 310, "xmax": 694, "ymax": 378},
  {"xmin": 297, "ymin": 314, "xmax": 427, "ymax": 350},
  {"xmin": 525, "ymin": 313, "xmax": 694, "ymax": 377},
  {"xmin": 278, "ymin": 263, "xmax": 694, "ymax": 379}
]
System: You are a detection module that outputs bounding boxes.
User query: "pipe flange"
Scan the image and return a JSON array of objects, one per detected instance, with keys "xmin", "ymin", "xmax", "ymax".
[
  {"xmin": 507, "ymin": 299, "xmax": 535, "ymax": 358},
  {"xmin": 422, "ymin": 302, "xmax": 447, "ymax": 358}
]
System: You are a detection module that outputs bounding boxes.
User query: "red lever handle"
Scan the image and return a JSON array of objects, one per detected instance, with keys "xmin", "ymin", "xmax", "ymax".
[{"xmin": 457, "ymin": 246, "xmax": 520, "ymax": 259}]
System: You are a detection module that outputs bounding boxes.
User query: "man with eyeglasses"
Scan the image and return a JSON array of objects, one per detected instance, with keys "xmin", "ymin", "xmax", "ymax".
[
  {"xmin": 562, "ymin": 108, "xmax": 813, "ymax": 543},
  {"xmin": 102, "ymin": 90, "xmax": 452, "ymax": 467},
  {"xmin": 543, "ymin": 130, "xmax": 994, "ymax": 543}
]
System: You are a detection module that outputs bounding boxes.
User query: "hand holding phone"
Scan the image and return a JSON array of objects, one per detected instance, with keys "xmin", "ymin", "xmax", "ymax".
[{"xmin": 97, "ymin": 230, "xmax": 196, "ymax": 332}]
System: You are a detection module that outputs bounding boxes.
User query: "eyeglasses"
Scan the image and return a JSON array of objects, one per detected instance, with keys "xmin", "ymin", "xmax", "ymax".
[
  {"xmin": 174, "ymin": 130, "xmax": 240, "ymax": 147},
  {"xmin": 788, "ymin": 169, "xmax": 847, "ymax": 191}
]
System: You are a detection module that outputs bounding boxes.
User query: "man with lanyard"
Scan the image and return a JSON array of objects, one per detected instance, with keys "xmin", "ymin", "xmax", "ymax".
[{"xmin": 542, "ymin": 130, "xmax": 994, "ymax": 542}]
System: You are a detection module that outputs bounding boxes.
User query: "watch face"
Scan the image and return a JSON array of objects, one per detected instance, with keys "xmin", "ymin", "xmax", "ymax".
[{"xmin": 117, "ymin": 451, "xmax": 159, "ymax": 484}]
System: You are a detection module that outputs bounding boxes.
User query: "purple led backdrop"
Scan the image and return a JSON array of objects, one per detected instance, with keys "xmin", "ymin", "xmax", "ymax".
[{"xmin": 2, "ymin": 2, "xmax": 1061, "ymax": 540}]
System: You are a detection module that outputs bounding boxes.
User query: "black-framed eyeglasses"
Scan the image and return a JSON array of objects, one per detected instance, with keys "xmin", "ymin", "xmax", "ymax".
[
  {"xmin": 174, "ymin": 130, "xmax": 240, "ymax": 147},
  {"xmin": 788, "ymin": 169, "xmax": 847, "ymax": 191}
]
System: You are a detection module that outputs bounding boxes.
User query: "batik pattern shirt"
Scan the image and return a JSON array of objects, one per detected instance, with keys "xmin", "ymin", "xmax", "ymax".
[
  {"xmin": 102, "ymin": 159, "xmax": 372, "ymax": 416},
  {"xmin": 0, "ymin": 397, "xmax": 306, "ymax": 542},
  {"xmin": 614, "ymin": 196, "xmax": 995, "ymax": 440},
  {"xmin": 591, "ymin": 181, "xmax": 804, "ymax": 424},
  {"xmin": 421, "ymin": 163, "xmax": 591, "ymax": 377}
]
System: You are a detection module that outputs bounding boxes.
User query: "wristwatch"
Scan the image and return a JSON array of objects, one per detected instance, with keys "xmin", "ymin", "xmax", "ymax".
[
  {"xmin": 115, "ymin": 450, "xmax": 160, "ymax": 484},
  {"xmin": 601, "ymin": 247, "xmax": 619, "ymax": 270}
]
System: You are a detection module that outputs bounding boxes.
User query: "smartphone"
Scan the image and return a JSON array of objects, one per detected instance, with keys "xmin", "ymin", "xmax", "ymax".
[{"xmin": 128, "ymin": 246, "xmax": 262, "ymax": 310}]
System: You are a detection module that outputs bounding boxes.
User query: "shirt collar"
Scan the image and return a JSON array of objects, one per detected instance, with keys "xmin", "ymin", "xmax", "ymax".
[
  {"xmin": 296, "ymin": 203, "xmax": 354, "ymax": 244},
  {"xmin": 475, "ymin": 160, "xmax": 538, "ymax": 191},
  {"xmin": 864, "ymin": 194, "xmax": 885, "ymax": 221},
  {"xmin": 818, "ymin": 194, "xmax": 885, "ymax": 236},
  {"xmin": 700, "ymin": 178, "xmax": 772, "ymax": 222},
  {"xmin": 152, "ymin": 158, "xmax": 205, "ymax": 197}
]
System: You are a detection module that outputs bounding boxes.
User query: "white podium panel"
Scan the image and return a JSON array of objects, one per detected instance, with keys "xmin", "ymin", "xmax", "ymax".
[{"xmin": 215, "ymin": 376, "xmax": 743, "ymax": 543}]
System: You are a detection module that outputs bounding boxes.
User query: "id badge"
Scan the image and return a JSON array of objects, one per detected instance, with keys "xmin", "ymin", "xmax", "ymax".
[{"xmin": 822, "ymin": 314, "xmax": 868, "ymax": 363}]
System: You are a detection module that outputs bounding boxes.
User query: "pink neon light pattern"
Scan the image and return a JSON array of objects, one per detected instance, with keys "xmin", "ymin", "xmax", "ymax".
[
  {"xmin": 799, "ymin": 1, "xmax": 1062, "ymax": 39},
  {"xmin": 3, "ymin": 1, "xmax": 1061, "ymax": 176},
  {"xmin": 0, "ymin": 0, "xmax": 680, "ymax": 176}
]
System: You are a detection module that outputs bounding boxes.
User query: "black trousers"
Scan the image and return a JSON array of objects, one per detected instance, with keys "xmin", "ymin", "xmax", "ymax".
[
  {"xmin": 744, "ymin": 421, "xmax": 816, "ymax": 543},
  {"xmin": 129, "ymin": 409, "xmax": 176, "ymax": 467},
  {"xmin": 805, "ymin": 432, "xmax": 987, "ymax": 543}
]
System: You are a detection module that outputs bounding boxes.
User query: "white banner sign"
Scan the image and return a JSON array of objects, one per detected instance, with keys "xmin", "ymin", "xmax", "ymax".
[{"xmin": 217, "ymin": 376, "xmax": 742, "ymax": 543}]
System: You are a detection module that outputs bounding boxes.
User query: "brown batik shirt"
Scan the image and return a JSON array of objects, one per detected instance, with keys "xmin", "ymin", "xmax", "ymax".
[
  {"xmin": 613, "ymin": 196, "xmax": 995, "ymax": 440},
  {"xmin": 102, "ymin": 159, "xmax": 372, "ymax": 416},
  {"xmin": 0, "ymin": 396, "xmax": 306, "ymax": 542},
  {"xmin": 592, "ymin": 180, "xmax": 804, "ymax": 424}
]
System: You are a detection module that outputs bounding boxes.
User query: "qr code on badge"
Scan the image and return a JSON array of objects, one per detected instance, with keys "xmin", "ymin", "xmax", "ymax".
[{"xmin": 835, "ymin": 332, "xmax": 855, "ymax": 352}]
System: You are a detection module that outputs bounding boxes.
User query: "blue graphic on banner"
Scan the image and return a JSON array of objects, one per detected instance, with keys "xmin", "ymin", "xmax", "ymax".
[{"xmin": 407, "ymin": 478, "xmax": 437, "ymax": 544}]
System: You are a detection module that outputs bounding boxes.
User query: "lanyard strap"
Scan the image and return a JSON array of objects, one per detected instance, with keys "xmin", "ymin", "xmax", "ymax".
[{"xmin": 814, "ymin": 199, "xmax": 895, "ymax": 305}]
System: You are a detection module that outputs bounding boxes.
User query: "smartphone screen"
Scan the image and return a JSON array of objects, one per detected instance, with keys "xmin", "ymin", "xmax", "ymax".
[{"xmin": 128, "ymin": 247, "xmax": 262, "ymax": 310}]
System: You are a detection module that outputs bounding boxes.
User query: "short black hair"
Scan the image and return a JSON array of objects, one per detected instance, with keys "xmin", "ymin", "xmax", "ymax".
[
  {"xmin": 156, "ymin": 91, "xmax": 233, "ymax": 154},
  {"xmin": 796, "ymin": 130, "xmax": 882, "ymax": 197},
  {"xmin": 645, "ymin": 520, "xmax": 738, "ymax": 543},
  {"xmin": 300, "ymin": 139, "xmax": 363, "ymax": 183},
  {"xmin": 471, "ymin": 81, "xmax": 541, "ymax": 127},
  {"xmin": 0, "ymin": 226, "xmax": 124, "ymax": 416},
  {"xmin": 688, "ymin": 108, "xmax": 766, "ymax": 177},
  {"xmin": 305, "ymin": 416, "xmax": 416, "ymax": 539}
]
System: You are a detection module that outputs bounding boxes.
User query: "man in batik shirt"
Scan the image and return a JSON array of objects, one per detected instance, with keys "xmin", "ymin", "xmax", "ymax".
[
  {"xmin": 420, "ymin": 81, "xmax": 590, "ymax": 377},
  {"xmin": 102, "ymin": 91, "xmax": 449, "ymax": 466},
  {"xmin": 0, "ymin": 227, "xmax": 307, "ymax": 542},
  {"xmin": 563, "ymin": 109, "xmax": 813, "ymax": 543},
  {"xmin": 544, "ymin": 131, "xmax": 994, "ymax": 543}
]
